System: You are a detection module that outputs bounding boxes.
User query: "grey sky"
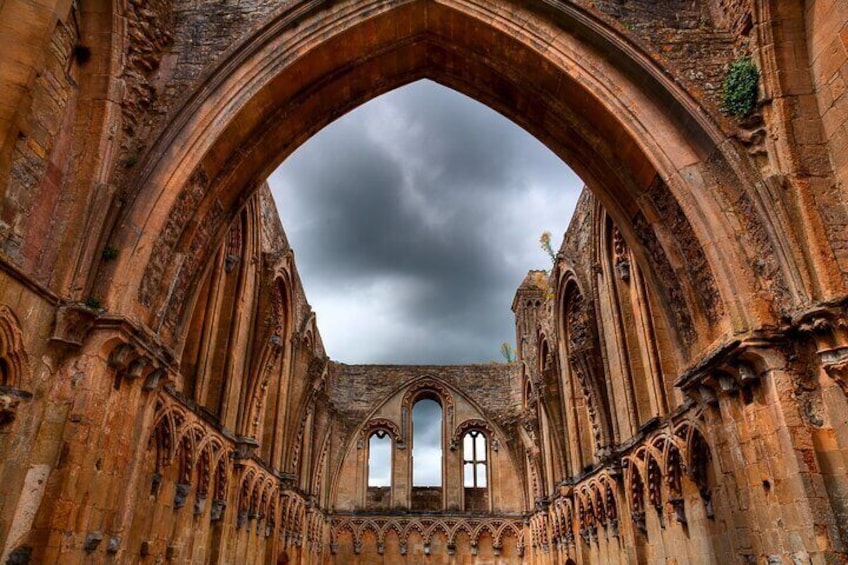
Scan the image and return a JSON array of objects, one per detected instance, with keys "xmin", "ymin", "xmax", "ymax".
[
  {"xmin": 412, "ymin": 399, "xmax": 442, "ymax": 486},
  {"xmin": 269, "ymin": 79, "xmax": 582, "ymax": 365},
  {"xmin": 368, "ymin": 433, "xmax": 391, "ymax": 487}
]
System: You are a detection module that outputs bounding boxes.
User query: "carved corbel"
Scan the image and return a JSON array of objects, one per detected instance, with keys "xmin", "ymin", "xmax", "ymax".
[
  {"xmin": 0, "ymin": 393, "xmax": 20, "ymax": 427},
  {"xmin": 51, "ymin": 303, "xmax": 99, "ymax": 347},
  {"xmin": 143, "ymin": 367, "xmax": 173, "ymax": 391},
  {"xmin": 716, "ymin": 372, "xmax": 738, "ymax": 393},
  {"xmin": 794, "ymin": 309, "xmax": 848, "ymax": 391},
  {"xmin": 631, "ymin": 510, "xmax": 647, "ymax": 534},
  {"xmin": 124, "ymin": 357, "xmax": 148, "ymax": 382},
  {"xmin": 233, "ymin": 436, "xmax": 260, "ymax": 461},
  {"xmin": 174, "ymin": 483, "xmax": 191, "ymax": 509},
  {"xmin": 670, "ymin": 497, "xmax": 687, "ymax": 526},
  {"xmin": 609, "ymin": 517, "xmax": 619, "ymax": 538},
  {"xmin": 108, "ymin": 343, "xmax": 137, "ymax": 371},
  {"xmin": 105, "ymin": 336, "xmax": 178, "ymax": 394},
  {"xmin": 108, "ymin": 342, "xmax": 159, "ymax": 388},
  {"xmin": 612, "ymin": 226, "xmax": 631, "ymax": 282}
]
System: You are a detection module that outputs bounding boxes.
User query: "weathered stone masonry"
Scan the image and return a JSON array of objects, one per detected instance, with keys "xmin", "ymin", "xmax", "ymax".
[{"xmin": 1, "ymin": 0, "xmax": 848, "ymax": 563}]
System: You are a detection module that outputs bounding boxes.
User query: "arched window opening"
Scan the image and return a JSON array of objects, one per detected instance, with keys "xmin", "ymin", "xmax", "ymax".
[
  {"xmin": 366, "ymin": 431, "xmax": 392, "ymax": 511},
  {"xmin": 412, "ymin": 398, "xmax": 442, "ymax": 511},
  {"xmin": 178, "ymin": 206, "xmax": 257, "ymax": 424},
  {"xmin": 260, "ymin": 277, "xmax": 290, "ymax": 466},
  {"xmin": 463, "ymin": 430, "xmax": 488, "ymax": 512}
]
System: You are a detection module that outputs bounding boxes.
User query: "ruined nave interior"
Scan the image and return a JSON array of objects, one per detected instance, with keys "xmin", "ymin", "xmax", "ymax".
[{"xmin": 1, "ymin": 0, "xmax": 848, "ymax": 564}]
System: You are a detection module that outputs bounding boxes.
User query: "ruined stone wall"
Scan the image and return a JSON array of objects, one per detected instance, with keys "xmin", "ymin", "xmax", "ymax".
[
  {"xmin": 0, "ymin": 181, "xmax": 332, "ymax": 564},
  {"xmin": 0, "ymin": 5, "xmax": 84, "ymax": 282},
  {"xmin": 327, "ymin": 363, "xmax": 522, "ymax": 435},
  {"xmin": 804, "ymin": 1, "xmax": 848, "ymax": 279},
  {"xmin": 514, "ymin": 189, "xmax": 848, "ymax": 564},
  {"xmin": 324, "ymin": 363, "xmax": 527, "ymax": 562},
  {"xmin": 326, "ymin": 363, "xmax": 525, "ymax": 512}
]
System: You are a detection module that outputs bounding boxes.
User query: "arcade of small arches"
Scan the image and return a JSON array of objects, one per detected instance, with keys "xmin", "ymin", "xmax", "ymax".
[{"xmin": 1, "ymin": 0, "xmax": 848, "ymax": 564}]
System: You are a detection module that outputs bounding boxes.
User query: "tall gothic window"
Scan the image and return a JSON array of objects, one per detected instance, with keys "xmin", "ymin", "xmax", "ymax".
[
  {"xmin": 463, "ymin": 430, "xmax": 488, "ymax": 511},
  {"xmin": 366, "ymin": 431, "xmax": 392, "ymax": 510},
  {"xmin": 412, "ymin": 398, "xmax": 443, "ymax": 510},
  {"xmin": 368, "ymin": 431, "xmax": 392, "ymax": 487}
]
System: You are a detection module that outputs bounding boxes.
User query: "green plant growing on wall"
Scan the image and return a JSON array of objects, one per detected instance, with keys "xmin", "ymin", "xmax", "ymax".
[
  {"xmin": 121, "ymin": 153, "xmax": 138, "ymax": 168},
  {"xmin": 84, "ymin": 297, "xmax": 102, "ymax": 310},
  {"xmin": 101, "ymin": 246, "xmax": 119, "ymax": 261},
  {"xmin": 500, "ymin": 342, "xmax": 515, "ymax": 363},
  {"xmin": 539, "ymin": 231, "xmax": 556, "ymax": 264},
  {"xmin": 723, "ymin": 56, "xmax": 760, "ymax": 118}
]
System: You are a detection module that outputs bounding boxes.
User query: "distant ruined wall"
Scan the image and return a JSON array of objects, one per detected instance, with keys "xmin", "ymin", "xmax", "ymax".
[{"xmin": 325, "ymin": 364, "xmax": 528, "ymax": 562}]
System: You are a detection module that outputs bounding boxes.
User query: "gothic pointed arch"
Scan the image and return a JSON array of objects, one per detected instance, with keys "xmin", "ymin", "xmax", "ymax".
[
  {"xmin": 176, "ymin": 193, "xmax": 264, "ymax": 426},
  {"xmin": 534, "ymin": 330, "xmax": 569, "ymax": 488},
  {"xmin": 244, "ymin": 261, "xmax": 296, "ymax": 465},
  {"xmin": 92, "ymin": 0, "xmax": 809, "ymax": 364},
  {"xmin": 591, "ymin": 203, "xmax": 683, "ymax": 437},
  {"xmin": 557, "ymin": 275, "xmax": 613, "ymax": 467}
]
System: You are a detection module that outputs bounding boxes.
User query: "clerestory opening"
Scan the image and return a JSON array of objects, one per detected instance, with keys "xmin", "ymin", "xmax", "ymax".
[
  {"xmin": 411, "ymin": 396, "xmax": 443, "ymax": 511},
  {"xmin": 367, "ymin": 431, "xmax": 392, "ymax": 511}
]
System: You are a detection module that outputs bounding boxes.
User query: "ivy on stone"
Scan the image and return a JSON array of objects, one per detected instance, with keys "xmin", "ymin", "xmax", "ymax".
[{"xmin": 723, "ymin": 56, "xmax": 760, "ymax": 118}]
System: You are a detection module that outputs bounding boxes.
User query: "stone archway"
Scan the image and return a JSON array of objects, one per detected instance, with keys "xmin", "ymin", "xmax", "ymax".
[
  {"xmin": 93, "ymin": 0, "xmax": 806, "ymax": 361},
  {"xmin": 3, "ymin": 2, "xmax": 848, "ymax": 563}
]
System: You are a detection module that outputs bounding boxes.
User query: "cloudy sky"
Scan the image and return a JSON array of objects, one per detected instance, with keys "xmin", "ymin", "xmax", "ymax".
[{"xmin": 269, "ymin": 79, "xmax": 583, "ymax": 365}]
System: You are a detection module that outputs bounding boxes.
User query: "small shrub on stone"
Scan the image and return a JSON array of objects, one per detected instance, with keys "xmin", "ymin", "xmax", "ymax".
[
  {"xmin": 121, "ymin": 153, "xmax": 139, "ymax": 168},
  {"xmin": 102, "ymin": 246, "xmax": 119, "ymax": 261},
  {"xmin": 723, "ymin": 57, "xmax": 759, "ymax": 118}
]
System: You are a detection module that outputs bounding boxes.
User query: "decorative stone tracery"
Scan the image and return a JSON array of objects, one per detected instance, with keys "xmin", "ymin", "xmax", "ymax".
[
  {"xmin": 450, "ymin": 418, "xmax": 495, "ymax": 452},
  {"xmin": 331, "ymin": 515, "xmax": 524, "ymax": 557},
  {"xmin": 562, "ymin": 281, "xmax": 610, "ymax": 456},
  {"xmin": 359, "ymin": 418, "xmax": 402, "ymax": 447}
]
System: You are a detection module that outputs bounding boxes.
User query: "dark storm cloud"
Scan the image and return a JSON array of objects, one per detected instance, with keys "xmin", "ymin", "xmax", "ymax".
[{"xmin": 269, "ymin": 79, "xmax": 582, "ymax": 364}]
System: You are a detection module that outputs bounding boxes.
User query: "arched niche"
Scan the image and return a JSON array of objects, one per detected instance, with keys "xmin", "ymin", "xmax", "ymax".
[{"xmin": 557, "ymin": 276, "xmax": 613, "ymax": 469}]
